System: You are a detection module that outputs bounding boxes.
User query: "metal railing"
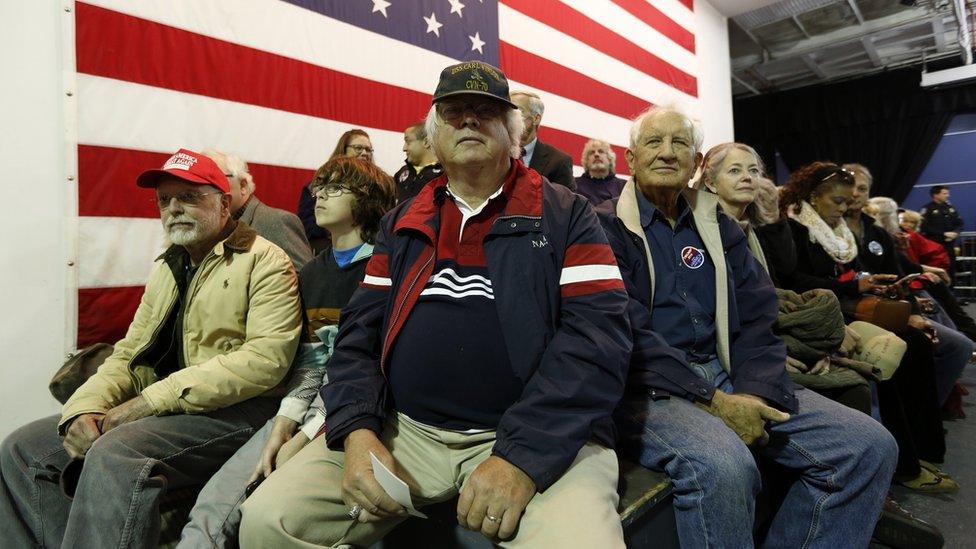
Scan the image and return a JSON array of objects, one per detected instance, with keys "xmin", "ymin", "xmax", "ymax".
[{"xmin": 953, "ymin": 231, "xmax": 976, "ymax": 299}]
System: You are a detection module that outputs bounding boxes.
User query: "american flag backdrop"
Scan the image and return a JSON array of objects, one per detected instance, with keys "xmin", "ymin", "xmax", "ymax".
[{"xmin": 73, "ymin": 0, "xmax": 707, "ymax": 347}]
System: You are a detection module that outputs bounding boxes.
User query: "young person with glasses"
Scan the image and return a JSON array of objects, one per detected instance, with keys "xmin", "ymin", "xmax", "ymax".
[{"xmin": 179, "ymin": 157, "xmax": 395, "ymax": 548}]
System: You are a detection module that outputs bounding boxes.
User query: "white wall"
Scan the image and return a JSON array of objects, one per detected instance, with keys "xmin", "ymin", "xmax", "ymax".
[
  {"xmin": 0, "ymin": 2, "xmax": 72, "ymax": 439},
  {"xmin": 697, "ymin": 0, "xmax": 736, "ymax": 150}
]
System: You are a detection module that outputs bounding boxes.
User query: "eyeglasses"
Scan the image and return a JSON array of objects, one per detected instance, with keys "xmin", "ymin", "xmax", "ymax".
[
  {"xmin": 818, "ymin": 167, "xmax": 854, "ymax": 184},
  {"xmin": 346, "ymin": 145, "xmax": 374, "ymax": 154},
  {"xmin": 436, "ymin": 101, "xmax": 504, "ymax": 122},
  {"xmin": 311, "ymin": 184, "xmax": 353, "ymax": 198},
  {"xmin": 154, "ymin": 191, "xmax": 223, "ymax": 210}
]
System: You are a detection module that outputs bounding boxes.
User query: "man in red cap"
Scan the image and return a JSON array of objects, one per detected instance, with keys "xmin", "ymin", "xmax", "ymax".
[{"xmin": 0, "ymin": 148, "xmax": 303, "ymax": 549}]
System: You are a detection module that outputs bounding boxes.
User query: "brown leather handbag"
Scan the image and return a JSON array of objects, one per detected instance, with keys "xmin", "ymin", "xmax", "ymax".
[{"xmin": 841, "ymin": 296, "xmax": 911, "ymax": 334}]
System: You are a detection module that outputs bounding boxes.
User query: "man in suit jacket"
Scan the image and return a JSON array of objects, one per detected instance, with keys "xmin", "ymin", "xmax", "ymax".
[
  {"xmin": 204, "ymin": 149, "xmax": 312, "ymax": 269},
  {"xmin": 512, "ymin": 91, "xmax": 576, "ymax": 190}
]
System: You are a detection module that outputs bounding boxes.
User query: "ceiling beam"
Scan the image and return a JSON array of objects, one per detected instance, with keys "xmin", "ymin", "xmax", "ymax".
[
  {"xmin": 802, "ymin": 53, "xmax": 828, "ymax": 78},
  {"xmin": 933, "ymin": 15, "xmax": 948, "ymax": 52},
  {"xmin": 847, "ymin": 0, "xmax": 865, "ymax": 25},
  {"xmin": 792, "ymin": 14, "xmax": 812, "ymax": 39},
  {"xmin": 731, "ymin": 73, "xmax": 762, "ymax": 95},
  {"xmin": 732, "ymin": 11, "xmax": 939, "ymax": 71},
  {"xmin": 861, "ymin": 36, "xmax": 882, "ymax": 66}
]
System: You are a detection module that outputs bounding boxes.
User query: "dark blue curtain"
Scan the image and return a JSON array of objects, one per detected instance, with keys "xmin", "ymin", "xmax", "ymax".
[{"xmin": 733, "ymin": 64, "xmax": 976, "ymax": 202}]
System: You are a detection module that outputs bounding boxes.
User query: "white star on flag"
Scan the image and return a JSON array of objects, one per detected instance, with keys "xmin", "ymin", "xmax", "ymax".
[
  {"xmin": 448, "ymin": 0, "xmax": 465, "ymax": 17},
  {"xmin": 371, "ymin": 0, "xmax": 391, "ymax": 18},
  {"xmin": 423, "ymin": 12, "xmax": 443, "ymax": 37},
  {"xmin": 469, "ymin": 31, "xmax": 485, "ymax": 54}
]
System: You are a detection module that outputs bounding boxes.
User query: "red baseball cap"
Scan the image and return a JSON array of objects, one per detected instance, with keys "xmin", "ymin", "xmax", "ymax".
[{"xmin": 136, "ymin": 148, "xmax": 230, "ymax": 193}]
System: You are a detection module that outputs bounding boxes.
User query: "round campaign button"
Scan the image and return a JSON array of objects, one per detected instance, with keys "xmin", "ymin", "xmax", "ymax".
[
  {"xmin": 868, "ymin": 240, "xmax": 884, "ymax": 256},
  {"xmin": 398, "ymin": 170, "xmax": 409, "ymax": 182},
  {"xmin": 681, "ymin": 246, "xmax": 706, "ymax": 269}
]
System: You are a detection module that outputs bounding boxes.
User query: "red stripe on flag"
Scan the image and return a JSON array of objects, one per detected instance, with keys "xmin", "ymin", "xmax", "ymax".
[
  {"xmin": 678, "ymin": 0, "xmax": 695, "ymax": 11},
  {"xmin": 500, "ymin": 0, "xmax": 697, "ymax": 97},
  {"xmin": 537, "ymin": 127, "xmax": 630, "ymax": 176},
  {"xmin": 79, "ymin": 145, "xmax": 315, "ymax": 218},
  {"xmin": 78, "ymin": 286, "xmax": 144, "ymax": 347},
  {"xmin": 564, "ymin": 243, "xmax": 618, "ymax": 268},
  {"xmin": 561, "ymin": 278, "xmax": 626, "ymax": 298},
  {"xmin": 76, "ymin": 2, "xmax": 432, "ymax": 131},
  {"xmin": 609, "ymin": 0, "xmax": 696, "ymax": 53},
  {"xmin": 500, "ymin": 42, "xmax": 651, "ymax": 122}
]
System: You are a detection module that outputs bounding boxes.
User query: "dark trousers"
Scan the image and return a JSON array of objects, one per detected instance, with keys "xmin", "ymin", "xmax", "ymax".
[
  {"xmin": 0, "ymin": 398, "xmax": 274, "ymax": 549},
  {"xmin": 876, "ymin": 328, "xmax": 945, "ymax": 479}
]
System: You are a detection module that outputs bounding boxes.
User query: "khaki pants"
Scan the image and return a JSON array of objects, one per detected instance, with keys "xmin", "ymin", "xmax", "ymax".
[{"xmin": 239, "ymin": 413, "xmax": 623, "ymax": 548}]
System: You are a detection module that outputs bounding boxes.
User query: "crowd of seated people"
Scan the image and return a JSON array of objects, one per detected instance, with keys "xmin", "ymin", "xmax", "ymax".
[{"xmin": 1, "ymin": 60, "xmax": 972, "ymax": 549}]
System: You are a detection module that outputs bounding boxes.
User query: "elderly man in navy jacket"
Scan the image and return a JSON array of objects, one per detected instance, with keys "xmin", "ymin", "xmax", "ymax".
[
  {"xmin": 240, "ymin": 61, "xmax": 631, "ymax": 548},
  {"xmin": 596, "ymin": 107, "xmax": 896, "ymax": 548}
]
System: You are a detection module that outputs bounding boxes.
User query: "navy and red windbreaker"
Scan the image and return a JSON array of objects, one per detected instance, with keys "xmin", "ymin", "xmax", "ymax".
[{"xmin": 320, "ymin": 160, "xmax": 632, "ymax": 491}]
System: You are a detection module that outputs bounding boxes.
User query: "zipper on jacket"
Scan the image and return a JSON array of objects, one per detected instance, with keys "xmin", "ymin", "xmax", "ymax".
[
  {"xmin": 128, "ymin": 286, "xmax": 179, "ymax": 374},
  {"xmin": 180, "ymin": 253, "xmax": 211, "ymax": 371},
  {"xmin": 380, "ymin": 248, "xmax": 435, "ymax": 374}
]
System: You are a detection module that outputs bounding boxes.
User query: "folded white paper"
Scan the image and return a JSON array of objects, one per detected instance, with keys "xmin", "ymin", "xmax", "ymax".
[{"xmin": 370, "ymin": 451, "xmax": 428, "ymax": 519}]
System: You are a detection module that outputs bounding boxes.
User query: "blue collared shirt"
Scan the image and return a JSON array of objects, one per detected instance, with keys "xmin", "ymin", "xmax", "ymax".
[{"xmin": 637, "ymin": 189, "xmax": 717, "ymax": 363}]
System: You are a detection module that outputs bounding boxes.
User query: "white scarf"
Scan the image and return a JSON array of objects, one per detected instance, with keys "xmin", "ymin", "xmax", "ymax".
[{"xmin": 790, "ymin": 201, "xmax": 858, "ymax": 264}]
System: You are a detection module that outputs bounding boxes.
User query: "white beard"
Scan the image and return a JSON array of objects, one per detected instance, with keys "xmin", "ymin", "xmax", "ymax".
[{"xmin": 164, "ymin": 210, "xmax": 220, "ymax": 246}]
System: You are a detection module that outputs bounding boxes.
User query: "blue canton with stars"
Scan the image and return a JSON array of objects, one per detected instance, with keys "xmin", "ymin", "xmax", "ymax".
[{"xmin": 283, "ymin": 0, "xmax": 500, "ymax": 65}]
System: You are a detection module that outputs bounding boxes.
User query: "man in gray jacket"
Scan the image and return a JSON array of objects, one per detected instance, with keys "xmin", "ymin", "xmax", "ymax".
[{"xmin": 204, "ymin": 149, "xmax": 312, "ymax": 269}]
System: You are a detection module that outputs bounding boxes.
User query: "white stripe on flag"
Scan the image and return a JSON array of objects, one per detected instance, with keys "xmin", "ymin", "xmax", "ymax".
[
  {"xmin": 78, "ymin": 217, "xmax": 166, "ymax": 288},
  {"xmin": 559, "ymin": 264, "xmax": 623, "ymax": 285},
  {"xmin": 362, "ymin": 274, "xmax": 392, "ymax": 287},
  {"xmin": 648, "ymin": 0, "xmax": 696, "ymax": 31},
  {"xmin": 77, "ymin": 75, "xmax": 406, "ymax": 175},
  {"xmin": 500, "ymin": 4, "xmax": 699, "ymax": 108},
  {"xmin": 559, "ymin": 0, "xmax": 697, "ymax": 75}
]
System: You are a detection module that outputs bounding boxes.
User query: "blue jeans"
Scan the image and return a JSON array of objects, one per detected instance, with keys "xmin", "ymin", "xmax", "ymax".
[
  {"xmin": 929, "ymin": 320, "xmax": 973, "ymax": 405},
  {"xmin": 616, "ymin": 361, "xmax": 896, "ymax": 548},
  {"xmin": 0, "ymin": 400, "xmax": 273, "ymax": 549}
]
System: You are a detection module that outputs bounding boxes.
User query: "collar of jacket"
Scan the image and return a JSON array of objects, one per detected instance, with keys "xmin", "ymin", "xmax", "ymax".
[
  {"xmin": 235, "ymin": 196, "xmax": 261, "ymax": 223},
  {"xmin": 394, "ymin": 159, "xmax": 543, "ymax": 241},
  {"xmin": 157, "ymin": 220, "xmax": 258, "ymax": 264},
  {"xmin": 616, "ymin": 178, "xmax": 734, "ymax": 373}
]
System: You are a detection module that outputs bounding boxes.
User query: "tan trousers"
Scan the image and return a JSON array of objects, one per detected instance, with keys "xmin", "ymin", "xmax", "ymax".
[{"xmin": 239, "ymin": 413, "xmax": 624, "ymax": 548}]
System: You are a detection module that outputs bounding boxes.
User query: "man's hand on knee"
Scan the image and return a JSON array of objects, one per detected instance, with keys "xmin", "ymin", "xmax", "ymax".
[
  {"xmin": 341, "ymin": 429, "xmax": 407, "ymax": 523},
  {"xmin": 62, "ymin": 413, "xmax": 104, "ymax": 459},
  {"xmin": 101, "ymin": 396, "xmax": 155, "ymax": 433},
  {"xmin": 699, "ymin": 390, "xmax": 790, "ymax": 447},
  {"xmin": 457, "ymin": 455, "xmax": 536, "ymax": 542}
]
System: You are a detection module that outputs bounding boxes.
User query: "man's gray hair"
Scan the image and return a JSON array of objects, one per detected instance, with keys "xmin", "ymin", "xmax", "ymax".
[
  {"xmin": 581, "ymin": 139, "xmax": 616, "ymax": 169},
  {"xmin": 201, "ymin": 148, "xmax": 255, "ymax": 192},
  {"xmin": 424, "ymin": 104, "xmax": 525, "ymax": 159},
  {"xmin": 628, "ymin": 106, "xmax": 704, "ymax": 155},
  {"xmin": 511, "ymin": 90, "xmax": 545, "ymax": 117}
]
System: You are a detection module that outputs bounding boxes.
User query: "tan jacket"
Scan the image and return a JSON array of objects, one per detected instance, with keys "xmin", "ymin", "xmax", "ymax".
[{"xmin": 60, "ymin": 221, "xmax": 301, "ymax": 432}]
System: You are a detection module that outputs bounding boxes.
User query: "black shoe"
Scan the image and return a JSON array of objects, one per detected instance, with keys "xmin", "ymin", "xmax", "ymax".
[{"xmin": 872, "ymin": 496, "xmax": 944, "ymax": 548}]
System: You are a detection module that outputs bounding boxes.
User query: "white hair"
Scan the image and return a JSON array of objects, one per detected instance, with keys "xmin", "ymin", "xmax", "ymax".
[
  {"xmin": 424, "ymin": 103, "xmax": 525, "ymax": 160},
  {"xmin": 201, "ymin": 148, "xmax": 255, "ymax": 192},
  {"xmin": 581, "ymin": 139, "xmax": 616, "ymax": 170},
  {"xmin": 628, "ymin": 106, "xmax": 704, "ymax": 156},
  {"xmin": 868, "ymin": 196, "xmax": 900, "ymax": 237},
  {"xmin": 510, "ymin": 90, "xmax": 545, "ymax": 117}
]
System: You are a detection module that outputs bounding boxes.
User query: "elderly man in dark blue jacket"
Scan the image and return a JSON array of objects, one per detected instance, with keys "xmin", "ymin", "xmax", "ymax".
[
  {"xmin": 240, "ymin": 62, "xmax": 631, "ymax": 548},
  {"xmin": 596, "ymin": 107, "xmax": 896, "ymax": 548}
]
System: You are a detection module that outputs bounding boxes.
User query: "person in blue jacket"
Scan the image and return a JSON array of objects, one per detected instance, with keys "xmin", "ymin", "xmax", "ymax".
[
  {"xmin": 595, "ymin": 106, "xmax": 897, "ymax": 548},
  {"xmin": 240, "ymin": 61, "xmax": 632, "ymax": 548}
]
